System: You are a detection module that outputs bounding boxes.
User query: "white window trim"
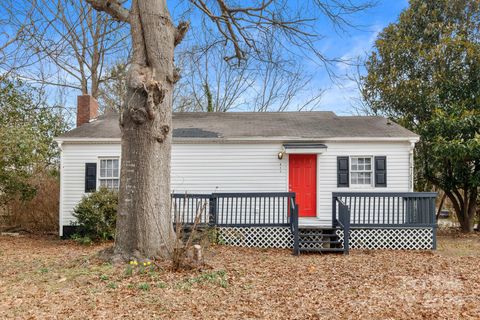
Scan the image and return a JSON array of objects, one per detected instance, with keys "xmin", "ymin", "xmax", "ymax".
[
  {"xmin": 350, "ymin": 156, "xmax": 374, "ymax": 188},
  {"xmin": 97, "ymin": 157, "xmax": 120, "ymax": 191}
]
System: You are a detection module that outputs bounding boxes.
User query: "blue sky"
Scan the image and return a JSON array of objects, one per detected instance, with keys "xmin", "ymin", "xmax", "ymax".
[
  {"xmin": 307, "ymin": 0, "xmax": 409, "ymax": 114},
  {"xmin": 1, "ymin": 0, "xmax": 410, "ymax": 117}
]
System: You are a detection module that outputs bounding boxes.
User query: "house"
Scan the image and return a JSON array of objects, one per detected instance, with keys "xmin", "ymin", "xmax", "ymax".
[{"xmin": 55, "ymin": 96, "xmax": 437, "ymax": 253}]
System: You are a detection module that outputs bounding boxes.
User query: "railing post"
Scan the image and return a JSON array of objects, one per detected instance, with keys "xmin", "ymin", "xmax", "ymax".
[
  {"xmin": 332, "ymin": 195, "xmax": 337, "ymax": 227},
  {"xmin": 343, "ymin": 206, "xmax": 350, "ymax": 255},
  {"xmin": 209, "ymin": 194, "xmax": 217, "ymax": 227},
  {"xmin": 430, "ymin": 196, "xmax": 437, "ymax": 250},
  {"xmin": 293, "ymin": 203, "xmax": 300, "ymax": 256}
]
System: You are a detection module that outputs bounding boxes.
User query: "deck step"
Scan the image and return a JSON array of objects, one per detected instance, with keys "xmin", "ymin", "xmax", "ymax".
[
  {"xmin": 298, "ymin": 232, "xmax": 339, "ymax": 237},
  {"xmin": 299, "ymin": 240, "xmax": 342, "ymax": 245},
  {"xmin": 299, "ymin": 248, "xmax": 345, "ymax": 253},
  {"xmin": 294, "ymin": 226, "xmax": 345, "ymax": 254}
]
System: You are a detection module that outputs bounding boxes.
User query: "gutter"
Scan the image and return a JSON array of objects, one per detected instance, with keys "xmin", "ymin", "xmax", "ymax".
[{"xmin": 54, "ymin": 136, "xmax": 420, "ymax": 144}]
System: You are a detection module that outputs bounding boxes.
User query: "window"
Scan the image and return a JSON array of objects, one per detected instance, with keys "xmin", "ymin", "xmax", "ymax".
[
  {"xmin": 350, "ymin": 157, "xmax": 372, "ymax": 186},
  {"xmin": 99, "ymin": 158, "xmax": 119, "ymax": 190}
]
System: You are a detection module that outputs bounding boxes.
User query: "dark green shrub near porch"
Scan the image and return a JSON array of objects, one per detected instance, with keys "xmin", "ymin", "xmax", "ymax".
[{"xmin": 72, "ymin": 188, "xmax": 118, "ymax": 241}]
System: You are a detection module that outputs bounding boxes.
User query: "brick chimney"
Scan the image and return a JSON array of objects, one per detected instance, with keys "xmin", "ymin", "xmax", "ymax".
[{"xmin": 76, "ymin": 95, "xmax": 98, "ymax": 127}]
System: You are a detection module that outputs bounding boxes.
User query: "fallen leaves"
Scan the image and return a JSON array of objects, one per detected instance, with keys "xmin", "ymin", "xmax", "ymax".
[{"xmin": 0, "ymin": 233, "xmax": 479, "ymax": 319}]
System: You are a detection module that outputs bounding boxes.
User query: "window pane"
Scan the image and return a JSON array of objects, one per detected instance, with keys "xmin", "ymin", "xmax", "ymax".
[
  {"xmin": 365, "ymin": 164, "xmax": 371, "ymax": 171},
  {"xmin": 113, "ymin": 160, "xmax": 119, "ymax": 170},
  {"xmin": 365, "ymin": 158, "xmax": 371, "ymax": 165},
  {"xmin": 99, "ymin": 178, "xmax": 119, "ymax": 191},
  {"xmin": 365, "ymin": 173, "xmax": 371, "ymax": 184},
  {"xmin": 351, "ymin": 158, "xmax": 357, "ymax": 165},
  {"xmin": 351, "ymin": 173, "xmax": 358, "ymax": 184},
  {"xmin": 358, "ymin": 158, "xmax": 364, "ymax": 165},
  {"xmin": 358, "ymin": 173, "xmax": 364, "ymax": 184},
  {"xmin": 100, "ymin": 168, "xmax": 106, "ymax": 178},
  {"xmin": 351, "ymin": 164, "xmax": 358, "ymax": 171},
  {"xmin": 113, "ymin": 168, "xmax": 119, "ymax": 177}
]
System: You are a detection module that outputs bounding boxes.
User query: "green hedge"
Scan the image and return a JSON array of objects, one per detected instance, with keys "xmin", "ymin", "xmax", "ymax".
[{"xmin": 72, "ymin": 188, "xmax": 118, "ymax": 241}]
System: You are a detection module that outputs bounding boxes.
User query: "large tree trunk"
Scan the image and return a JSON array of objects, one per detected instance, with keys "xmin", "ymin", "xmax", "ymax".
[{"xmin": 113, "ymin": 0, "xmax": 177, "ymax": 260}]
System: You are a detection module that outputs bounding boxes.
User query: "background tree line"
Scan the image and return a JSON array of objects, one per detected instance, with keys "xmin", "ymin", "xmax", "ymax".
[{"xmin": 361, "ymin": 0, "xmax": 480, "ymax": 232}]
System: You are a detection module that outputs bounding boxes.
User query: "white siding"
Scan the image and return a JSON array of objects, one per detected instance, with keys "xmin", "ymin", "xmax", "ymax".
[
  {"xmin": 172, "ymin": 144, "xmax": 287, "ymax": 193},
  {"xmin": 316, "ymin": 141, "xmax": 412, "ymax": 222},
  {"xmin": 59, "ymin": 143, "xmax": 288, "ymax": 234},
  {"xmin": 60, "ymin": 143, "xmax": 121, "ymax": 231},
  {"xmin": 59, "ymin": 140, "xmax": 412, "ymax": 234}
]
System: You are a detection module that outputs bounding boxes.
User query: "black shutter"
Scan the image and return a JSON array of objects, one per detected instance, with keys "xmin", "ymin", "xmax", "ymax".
[
  {"xmin": 85, "ymin": 163, "xmax": 97, "ymax": 192},
  {"xmin": 337, "ymin": 156, "xmax": 349, "ymax": 187},
  {"xmin": 374, "ymin": 156, "xmax": 387, "ymax": 187}
]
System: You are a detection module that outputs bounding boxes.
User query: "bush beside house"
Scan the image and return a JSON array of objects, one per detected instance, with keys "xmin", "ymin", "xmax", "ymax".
[{"xmin": 72, "ymin": 188, "xmax": 118, "ymax": 243}]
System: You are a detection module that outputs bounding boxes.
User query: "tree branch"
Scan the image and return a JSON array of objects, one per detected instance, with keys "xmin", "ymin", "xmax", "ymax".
[
  {"xmin": 174, "ymin": 21, "xmax": 190, "ymax": 47},
  {"xmin": 86, "ymin": 0, "xmax": 130, "ymax": 22}
]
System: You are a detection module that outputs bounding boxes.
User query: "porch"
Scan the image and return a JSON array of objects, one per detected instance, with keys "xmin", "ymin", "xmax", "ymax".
[{"xmin": 172, "ymin": 191, "xmax": 437, "ymax": 254}]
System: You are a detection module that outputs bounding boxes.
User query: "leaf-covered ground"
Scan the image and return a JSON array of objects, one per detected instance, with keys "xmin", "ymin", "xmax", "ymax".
[{"xmin": 1, "ymin": 232, "xmax": 479, "ymax": 319}]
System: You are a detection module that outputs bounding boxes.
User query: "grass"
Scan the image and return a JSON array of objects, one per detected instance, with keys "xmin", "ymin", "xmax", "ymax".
[
  {"xmin": 176, "ymin": 270, "xmax": 228, "ymax": 290},
  {"xmin": 0, "ymin": 233, "xmax": 479, "ymax": 319}
]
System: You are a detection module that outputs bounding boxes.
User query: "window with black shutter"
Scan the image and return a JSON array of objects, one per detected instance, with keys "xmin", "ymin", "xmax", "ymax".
[
  {"xmin": 337, "ymin": 156, "xmax": 349, "ymax": 187},
  {"xmin": 85, "ymin": 163, "xmax": 97, "ymax": 192}
]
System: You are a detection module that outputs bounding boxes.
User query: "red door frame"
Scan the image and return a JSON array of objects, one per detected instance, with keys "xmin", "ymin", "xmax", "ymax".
[{"xmin": 288, "ymin": 154, "xmax": 317, "ymax": 217}]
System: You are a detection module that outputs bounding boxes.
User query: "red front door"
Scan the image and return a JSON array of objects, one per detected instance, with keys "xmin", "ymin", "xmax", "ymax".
[{"xmin": 289, "ymin": 154, "xmax": 317, "ymax": 217}]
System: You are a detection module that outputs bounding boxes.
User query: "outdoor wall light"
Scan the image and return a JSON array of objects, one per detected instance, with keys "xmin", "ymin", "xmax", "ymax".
[{"xmin": 277, "ymin": 151, "xmax": 285, "ymax": 160}]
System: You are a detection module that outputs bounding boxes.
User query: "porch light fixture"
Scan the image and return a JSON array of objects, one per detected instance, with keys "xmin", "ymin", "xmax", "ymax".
[{"xmin": 277, "ymin": 151, "xmax": 285, "ymax": 160}]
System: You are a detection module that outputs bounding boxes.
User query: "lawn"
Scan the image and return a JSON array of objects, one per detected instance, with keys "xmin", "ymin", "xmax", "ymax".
[{"xmin": 1, "ymin": 232, "xmax": 479, "ymax": 319}]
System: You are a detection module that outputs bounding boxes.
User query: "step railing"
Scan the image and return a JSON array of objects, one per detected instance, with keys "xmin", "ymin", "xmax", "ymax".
[
  {"xmin": 290, "ymin": 197, "xmax": 300, "ymax": 255},
  {"xmin": 334, "ymin": 198, "xmax": 350, "ymax": 254}
]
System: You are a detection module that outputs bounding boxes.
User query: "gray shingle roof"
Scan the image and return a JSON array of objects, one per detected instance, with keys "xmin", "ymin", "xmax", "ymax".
[{"xmin": 57, "ymin": 112, "xmax": 418, "ymax": 141}]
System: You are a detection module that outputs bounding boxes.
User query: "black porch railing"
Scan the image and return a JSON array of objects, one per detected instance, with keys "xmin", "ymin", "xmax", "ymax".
[
  {"xmin": 171, "ymin": 194, "xmax": 211, "ymax": 225},
  {"xmin": 334, "ymin": 197, "xmax": 351, "ymax": 253},
  {"xmin": 332, "ymin": 192, "xmax": 438, "ymax": 250},
  {"xmin": 172, "ymin": 191, "xmax": 437, "ymax": 255},
  {"xmin": 332, "ymin": 192, "xmax": 437, "ymax": 227},
  {"xmin": 172, "ymin": 192, "xmax": 297, "ymax": 228}
]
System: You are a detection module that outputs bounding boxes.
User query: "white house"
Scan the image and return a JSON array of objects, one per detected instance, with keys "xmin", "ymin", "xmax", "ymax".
[{"xmin": 55, "ymin": 96, "xmax": 437, "ymax": 253}]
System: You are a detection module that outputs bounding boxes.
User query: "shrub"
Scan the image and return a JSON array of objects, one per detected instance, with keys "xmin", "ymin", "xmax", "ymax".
[
  {"xmin": 3, "ymin": 170, "xmax": 59, "ymax": 233},
  {"xmin": 72, "ymin": 188, "xmax": 118, "ymax": 241}
]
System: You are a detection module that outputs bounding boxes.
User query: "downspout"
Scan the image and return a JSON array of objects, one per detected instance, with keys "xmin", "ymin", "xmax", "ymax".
[
  {"xmin": 57, "ymin": 140, "xmax": 64, "ymax": 237},
  {"xmin": 409, "ymin": 140, "xmax": 416, "ymax": 192}
]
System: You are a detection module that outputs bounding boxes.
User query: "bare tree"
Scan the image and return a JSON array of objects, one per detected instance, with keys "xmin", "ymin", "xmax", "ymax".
[
  {"xmin": 98, "ymin": 61, "xmax": 128, "ymax": 112},
  {"xmin": 176, "ymin": 18, "xmax": 323, "ymax": 112},
  {"xmin": 0, "ymin": 0, "xmax": 129, "ymax": 97},
  {"xmin": 86, "ymin": 0, "xmax": 374, "ymax": 261},
  {"xmin": 175, "ymin": 30, "xmax": 253, "ymax": 111},
  {"xmin": 250, "ymin": 32, "xmax": 324, "ymax": 112}
]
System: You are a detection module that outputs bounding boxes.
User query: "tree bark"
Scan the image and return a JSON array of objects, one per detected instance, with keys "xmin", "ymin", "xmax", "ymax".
[
  {"xmin": 435, "ymin": 192, "xmax": 447, "ymax": 221},
  {"xmin": 446, "ymin": 189, "xmax": 476, "ymax": 233},
  {"xmin": 113, "ymin": 0, "xmax": 177, "ymax": 260}
]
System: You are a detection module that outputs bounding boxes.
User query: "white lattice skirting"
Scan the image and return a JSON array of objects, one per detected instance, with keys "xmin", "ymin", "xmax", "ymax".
[
  {"xmin": 217, "ymin": 227, "xmax": 294, "ymax": 249},
  {"xmin": 217, "ymin": 227, "xmax": 434, "ymax": 250},
  {"xmin": 337, "ymin": 228, "xmax": 434, "ymax": 250}
]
